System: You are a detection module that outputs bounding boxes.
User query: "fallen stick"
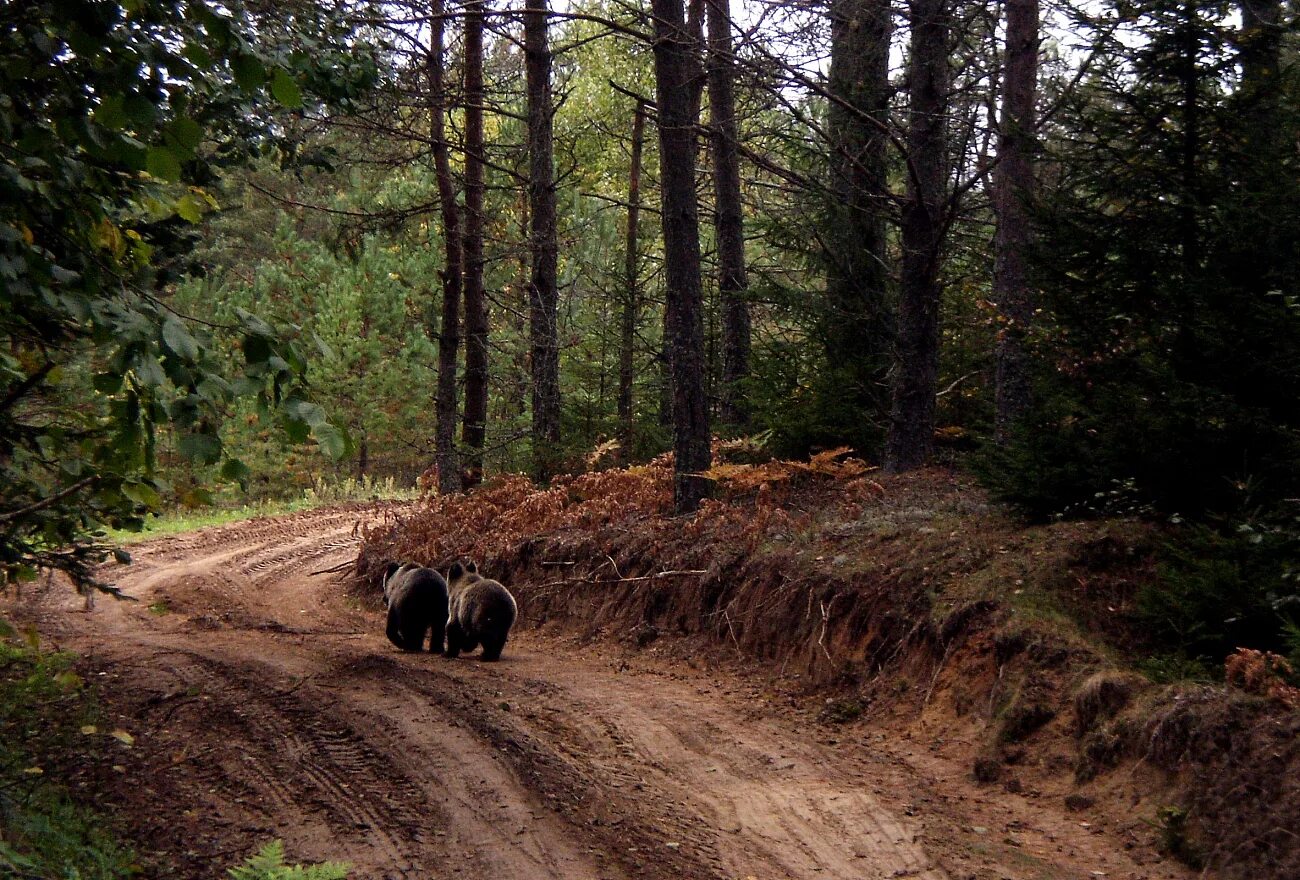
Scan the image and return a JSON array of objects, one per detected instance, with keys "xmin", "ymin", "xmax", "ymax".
[
  {"xmin": 533, "ymin": 569, "xmax": 707, "ymax": 590},
  {"xmin": 309, "ymin": 560, "xmax": 355, "ymax": 576}
]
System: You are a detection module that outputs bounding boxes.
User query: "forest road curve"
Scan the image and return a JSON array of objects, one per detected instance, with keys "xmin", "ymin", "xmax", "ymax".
[{"xmin": 9, "ymin": 505, "xmax": 1193, "ymax": 880}]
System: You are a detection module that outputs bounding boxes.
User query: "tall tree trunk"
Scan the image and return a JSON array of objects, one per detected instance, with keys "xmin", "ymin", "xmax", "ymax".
[
  {"xmin": 653, "ymin": 0, "xmax": 712, "ymax": 513},
  {"xmin": 525, "ymin": 0, "xmax": 561, "ymax": 482},
  {"xmin": 430, "ymin": 0, "xmax": 463, "ymax": 494},
  {"xmin": 657, "ymin": 0, "xmax": 706, "ymax": 434},
  {"xmin": 1179, "ymin": 0, "xmax": 1201, "ymax": 273},
  {"xmin": 992, "ymin": 0, "xmax": 1039, "ymax": 443},
  {"xmin": 618, "ymin": 102, "xmax": 646, "ymax": 442},
  {"xmin": 687, "ymin": 0, "xmax": 707, "ymax": 119},
  {"xmin": 885, "ymin": 0, "xmax": 951, "ymax": 472},
  {"xmin": 825, "ymin": 0, "xmax": 893, "ymax": 435},
  {"xmin": 461, "ymin": 0, "xmax": 489, "ymax": 488},
  {"xmin": 707, "ymin": 0, "xmax": 751, "ymax": 427},
  {"xmin": 1236, "ymin": 0, "xmax": 1284, "ymax": 292}
]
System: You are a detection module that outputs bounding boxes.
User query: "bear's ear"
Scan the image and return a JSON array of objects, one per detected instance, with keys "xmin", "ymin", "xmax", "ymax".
[
  {"xmin": 466, "ymin": 560, "xmax": 478, "ymax": 574},
  {"xmin": 448, "ymin": 561, "xmax": 464, "ymax": 581},
  {"xmin": 384, "ymin": 562, "xmax": 401, "ymax": 582}
]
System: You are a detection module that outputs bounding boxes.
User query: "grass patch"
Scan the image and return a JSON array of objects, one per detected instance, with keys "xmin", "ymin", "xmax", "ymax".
[
  {"xmin": 106, "ymin": 475, "xmax": 417, "ymax": 545},
  {"xmin": 104, "ymin": 498, "xmax": 313, "ymax": 544},
  {"xmin": 0, "ymin": 619, "xmax": 139, "ymax": 879}
]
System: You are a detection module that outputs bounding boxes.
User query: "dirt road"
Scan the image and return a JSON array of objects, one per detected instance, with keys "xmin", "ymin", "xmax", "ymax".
[{"xmin": 11, "ymin": 507, "xmax": 1192, "ymax": 880}]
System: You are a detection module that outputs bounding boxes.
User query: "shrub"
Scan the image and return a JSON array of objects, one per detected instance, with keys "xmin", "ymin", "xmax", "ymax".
[{"xmin": 1135, "ymin": 525, "xmax": 1300, "ymax": 668}]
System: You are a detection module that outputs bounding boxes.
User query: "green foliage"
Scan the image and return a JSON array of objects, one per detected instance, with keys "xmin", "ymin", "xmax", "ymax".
[
  {"xmin": 1135, "ymin": 523, "xmax": 1300, "ymax": 669},
  {"xmin": 0, "ymin": 1, "xmax": 377, "ymax": 590},
  {"xmin": 0, "ymin": 622, "xmax": 138, "ymax": 879},
  {"xmin": 227, "ymin": 841, "xmax": 348, "ymax": 880},
  {"xmin": 1136, "ymin": 653, "xmax": 1215, "ymax": 685},
  {"xmin": 171, "ymin": 213, "xmax": 440, "ymax": 490},
  {"xmin": 746, "ymin": 342, "xmax": 881, "ymax": 459},
  {"xmin": 988, "ymin": 0, "xmax": 1300, "ymax": 520},
  {"xmin": 0, "ymin": 793, "xmax": 139, "ymax": 880}
]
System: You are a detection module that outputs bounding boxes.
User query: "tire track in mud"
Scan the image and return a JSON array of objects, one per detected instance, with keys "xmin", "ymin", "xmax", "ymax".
[
  {"xmin": 440, "ymin": 664, "xmax": 945, "ymax": 880},
  {"xmin": 136, "ymin": 648, "xmax": 431, "ymax": 878}
]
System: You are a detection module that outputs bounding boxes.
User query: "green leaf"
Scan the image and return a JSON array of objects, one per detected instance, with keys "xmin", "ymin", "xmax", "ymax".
[
  {"xmin": 162, "ymin": 316, "xmax": 200, "ymax": 361},
  {"xmin": 179, "ymin": 487, "xmax": 215, "ymax": 508},
  {"xmin": 282, "ymin": 418, "xmax": 311, "ymax": 444},
  {"xmin": 311, "ymin": 332, "xmax": 337, "ymax": 360},
  {"xmin": 220, "ymin": 458, "xmax": 252, "ymax": 485},
  {"xmin": 232, "ymin": 54, "xmax": 266, "ymax": 92},
  {"xmin": 167, "ymin": 118, "xmax": 203, "ymax": 154},
  {"xmin": 123, "ymin": 93, "xmax": 157, "ymax": 128},
  {"xmin": 242, "ymin": 334, "xmax": 273, "ymax": 366},
  {"xmin": 270, "ymin": 68, "xmax": 303, "ymax": 109},
  {"xmin": 183, "ymin": 42, "xmax": 212, "ymax": 69},
  {"xmin": 175, "ymin": 193, "xmax": 203, "ymax": 223},
  {"xmin": 178, "ymin": 432, "xmax": 222, "ymax": 465},
  {"xmin": 94, "ymin": 95, "xmax": 128, "ymax": 132},
  {"xmin": 145, "ymin": 146, "xmax": 182, "ymax": 182},
  {"xmin": 313, "ymin": 423, "xmax": 349, "ymax": 460},
  {"xmin": 121, "ymin": 481, "xmax": 162, "ymax": 509}
]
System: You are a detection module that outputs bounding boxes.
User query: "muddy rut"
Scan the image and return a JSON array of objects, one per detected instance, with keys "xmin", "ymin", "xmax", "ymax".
[{"xmin": 12, "ymin": 506, "xmax": 1193, "ymax": 880}]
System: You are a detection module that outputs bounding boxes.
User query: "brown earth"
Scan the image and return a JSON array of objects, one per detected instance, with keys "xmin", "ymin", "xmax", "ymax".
[{"xmin": 4, "ymin": 505, "xmax": 1198, "ymax": 880}]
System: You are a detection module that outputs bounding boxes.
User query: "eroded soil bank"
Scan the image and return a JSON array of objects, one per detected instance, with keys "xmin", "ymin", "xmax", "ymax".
[{"xmin": 357, "ymin": 463, "xmax": 1299, "ymax": 879}]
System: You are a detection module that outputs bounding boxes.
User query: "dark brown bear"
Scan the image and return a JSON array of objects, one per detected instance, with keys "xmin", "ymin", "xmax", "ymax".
[
  {"xmin": 382, "ymin": 562, "xmax": 450, "ymax": 653},
  {"xmin": 444, "ymin": 560, "xmax": 517, "ymax": 661}
]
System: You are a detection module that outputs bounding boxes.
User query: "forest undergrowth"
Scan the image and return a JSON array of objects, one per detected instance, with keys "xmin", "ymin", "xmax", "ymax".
[{"xmin": 357, "ymin": 449, "xmax": 1300, "ymax": 879}]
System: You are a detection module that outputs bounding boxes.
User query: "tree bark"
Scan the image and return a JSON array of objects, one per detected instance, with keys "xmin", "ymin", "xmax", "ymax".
[
  {"xmin": 657, "ymin": 0, "xmax": 707, "ymax": 435},
  {"xmin": 653, "ymin": 0, "xmax": 713, "ymax": 513},
  {"xmin": 825, "ymin": 0, "xmax": 893, "ymax": 431},
  {"xmin": 618, "ymin": 102, "xmax": 647, "ymax": 442},
  {"xmin": 430, "ymin": 0, "xmax": 463, "ymax": 494},
  {"xmin": 885, "ymin": 0, "xmax": 951, "ymax": 472},
  {"xmin": 460, "ymin": 0, "xmax": 489, "ymax": 488},
  {"xmin": 992, "ymin": 0, "xmax": 1039, "ymax": 443},
  {"xmin": 1179, "ymin": 0, "xmax": 1201, "ymax": 272},
  {"xmin": 707, "ymin": 0, "xmax": 750, "ymax": 427},
  {"xmin": 525, "ymin": 0, "xmax": 561, "ymax": 482}
]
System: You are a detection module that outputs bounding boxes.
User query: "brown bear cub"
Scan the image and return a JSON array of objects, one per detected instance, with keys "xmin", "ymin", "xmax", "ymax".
[
  {"xmin": 382, "ymin": 562, "xmax": 450, "ymax": 653},
  {"xmin": 444, "ymin": 560, "xmax": 517, "ymax": 661}
]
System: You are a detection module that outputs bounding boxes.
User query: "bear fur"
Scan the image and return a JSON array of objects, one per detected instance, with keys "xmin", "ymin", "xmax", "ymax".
[
  {"xmin": 382, "ymin": 562, "xmax": 450, "ymax": 653},
  {"xmin": 444, "ymin": 560, "xmax": 517, "ymax": 661}
]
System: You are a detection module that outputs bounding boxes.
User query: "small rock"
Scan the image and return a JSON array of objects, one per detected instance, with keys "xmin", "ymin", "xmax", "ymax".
[{"xmin": 1065, "ymin": 794, "xmax": 1096, "ymax": 812}]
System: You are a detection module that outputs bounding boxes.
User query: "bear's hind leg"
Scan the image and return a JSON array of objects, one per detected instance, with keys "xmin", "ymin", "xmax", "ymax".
[
  {"xmin": 386, "ymin": 612, "xmax": 406, "ymax": 650},
  {"xmin": 444, "ymin": 620, "xmax": 464, "ymax": 658},
  {"xmin": 479, "ymin": 633, "xmax": 506, "ymax": 662}
]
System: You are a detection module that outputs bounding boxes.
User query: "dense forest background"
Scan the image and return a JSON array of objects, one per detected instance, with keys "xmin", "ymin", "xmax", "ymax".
[{"xmin": 2, "ymin": 0, "xmax": 1299, "ymax": 658}]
